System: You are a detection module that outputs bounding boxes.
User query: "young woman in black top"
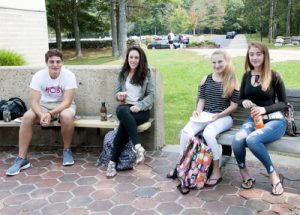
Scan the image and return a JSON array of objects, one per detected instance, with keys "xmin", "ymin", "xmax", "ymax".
[{"xmin": 232, "ymin": 42, "xmax": 287, "ymax": 195}]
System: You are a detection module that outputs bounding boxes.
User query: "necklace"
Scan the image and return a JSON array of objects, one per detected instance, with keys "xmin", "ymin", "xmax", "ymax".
[{"xmin": 251, "ymin": 74, "xmax": 261, "ymax": 87}]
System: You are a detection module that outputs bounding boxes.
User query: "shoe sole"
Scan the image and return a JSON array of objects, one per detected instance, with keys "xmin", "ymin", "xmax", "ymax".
[
  {"xmin": 6, "ymin": 163, "xmax": 31, "ymax": 176},
  {"xmin": 63, "ymin": 161, "xmax": 74, "ymax": 166},
  {"xmin": 106, "ymin": 173, "xmax": 117, "ymax": 179},
  {"xmin": 135, "ymin": 157, "xmax": 145, "ymax": 165},
  {"xmin": 205, "ymin": 177, "xmax": 223, "ymax": 187}
]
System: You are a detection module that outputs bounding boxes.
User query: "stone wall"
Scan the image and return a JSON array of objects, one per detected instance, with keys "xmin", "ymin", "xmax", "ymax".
[{"xmin": 0, "ymin": 65, "xmax": 165, "ymax": 151}]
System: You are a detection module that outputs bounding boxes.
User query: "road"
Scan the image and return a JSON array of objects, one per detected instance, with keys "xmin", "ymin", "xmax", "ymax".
[{"xmin": 189, "ymin": 34, "xmax": 300, "ymax": 62}]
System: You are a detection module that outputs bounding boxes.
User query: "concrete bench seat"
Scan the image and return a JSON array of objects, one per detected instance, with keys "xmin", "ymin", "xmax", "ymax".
[
  {"xmin": 0, "ymin": 117, "xmax": 154, "ymax": 133},
  {"xmin": 219, "ymin": 88, "xmax": 300, "ymax": 156},
  {"xmin": 0, "ymin": 66, "xmax": 164, "ymax": 150}
]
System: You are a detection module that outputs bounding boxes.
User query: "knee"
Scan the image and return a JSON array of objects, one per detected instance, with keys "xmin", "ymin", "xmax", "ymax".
[
  {"xmin": 202, "ymin": 126, "xmax": 217, "ymax": 141},
  {"xmin": 233, "ymin": 130, "xmax": 248, "ymax": 143},
  {"xmin": 116, "ymin": 106, "xmax": 130, "ymax": 118},
  {"xmin": 232, "ymin": 130, "xmax": 248, "ymax": 149},
  {"xmin": 180, "ymin": 129, "xmax": 193, "ymax": 141},
  {"xmin": 21, "ymin": 110, "xmax": 37, "ymax": 125},
  {"xmin": 59, "ymin": 110, "xmax": 74, "ymax": 125},
  {"xmin": 245, "ymin": 134, "xmax": 258, "ymax": 148}
]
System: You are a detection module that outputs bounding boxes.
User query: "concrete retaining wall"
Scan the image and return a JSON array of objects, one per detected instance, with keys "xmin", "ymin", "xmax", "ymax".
[{"xmin": 0, "ymin": 65, "xmax": 165, "ymax": 151}]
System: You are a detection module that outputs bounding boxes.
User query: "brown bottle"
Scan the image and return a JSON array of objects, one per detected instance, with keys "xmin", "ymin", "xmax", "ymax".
[{"xmin": 100, "ymin": 102, "xmax": 107, "ymax": 121}]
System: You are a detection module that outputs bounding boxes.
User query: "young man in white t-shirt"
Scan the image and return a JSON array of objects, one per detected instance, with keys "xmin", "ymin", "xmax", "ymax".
[{"xmin": 6, "ymin": 49, "xmax": 77, "ymax": 176}]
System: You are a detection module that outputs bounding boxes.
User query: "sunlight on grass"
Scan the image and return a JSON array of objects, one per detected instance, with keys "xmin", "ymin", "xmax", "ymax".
[{"xmin": 65, "ymin": 55, "xmax": 116, "ymax": 65}]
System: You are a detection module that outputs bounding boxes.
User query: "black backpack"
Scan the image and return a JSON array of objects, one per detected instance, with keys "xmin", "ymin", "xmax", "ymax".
[
  {"xmin": 282, "ymin": 102, "xmax": 299, "ymax": 136},
  {"xmin": 0, "ymin": 97, "xmax": 27, "ymax": 120}
]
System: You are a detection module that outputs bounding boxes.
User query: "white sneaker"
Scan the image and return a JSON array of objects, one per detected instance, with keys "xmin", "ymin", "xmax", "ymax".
[{"xmin": 133, "ymin": 144, "xmax": 145, "ymax": 164}]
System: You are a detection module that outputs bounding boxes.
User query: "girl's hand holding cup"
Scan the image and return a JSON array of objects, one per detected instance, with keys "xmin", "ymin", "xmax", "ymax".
[{"xmin": 118, "ymin": 92, "xmax": 127, "ymax": 104}]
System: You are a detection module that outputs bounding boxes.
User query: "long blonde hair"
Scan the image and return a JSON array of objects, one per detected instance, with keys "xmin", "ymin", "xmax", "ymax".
[
  {"xmin": 211, "ymin": 50, "xmax": 237, "ymax": 98},
  {"xmin": 245, "ymin": 42, "xmax": 271, "ymax": 91}
]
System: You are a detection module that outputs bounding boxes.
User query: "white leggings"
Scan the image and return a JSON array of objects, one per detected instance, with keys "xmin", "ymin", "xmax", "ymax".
[{"xmin": 179, "ymin": 112, "xmax": 233, "ymax": 160}]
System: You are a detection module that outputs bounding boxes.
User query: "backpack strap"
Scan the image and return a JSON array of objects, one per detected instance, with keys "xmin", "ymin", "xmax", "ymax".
[
  {"xmin": 177, "ymin": 183, "xmax": 190, "ymax": 195},
  {"xmin": 8, "ymin": 97, "xmax": 27, "ymax": 112}
]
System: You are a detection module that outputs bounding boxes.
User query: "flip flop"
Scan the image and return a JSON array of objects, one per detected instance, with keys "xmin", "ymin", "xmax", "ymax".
[
  {"xmin": 271, "ymin": 174, "xmax": 284, "ymax": 196},
  {"xmin": 205, "ymin": 177, "xmax": 223, "ymax": 187},
  {"xmin": 166, "ymin": 168, "xmax": 177, "ymax": 179},
  {"xmin": 241, "ymin": 178, "xmax": 256, "ymax": 189}
]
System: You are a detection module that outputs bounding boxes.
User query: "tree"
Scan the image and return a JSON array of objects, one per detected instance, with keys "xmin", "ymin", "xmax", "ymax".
[
  {"xmin": 268, "ymin": 0, "xmax": 274, "ymax": 43},
  {"xmin": 205, "ymin": 0, "xmax": 225, "ymax": 34},
  {"xmin": 223, "ymin": 0, "xmax": 244, "ymax": 33},
  {"xmin": 286, "ymin": 0, "xmax": 292, "ymax": 36},
  {"xmin": 110, "ymin": 0, "xmax": 118, "ymax": 57},
  {"xmin": 168, "ymin": 7, "xmax": 189, "ymax": 33},
  {"xmin": 46, "ymin": 0, "xmax": 67, "ymax": 50},
  {"xmin": 71, "ymin": 0, "xmax": 82, "ymax": 57},
  {"xmin": 118, "ymin": 0, "xmax": 127, "ymax": 59},
  {"xmin": 188, "ymin": 9, "xmax": 197, "ymax": 35}
]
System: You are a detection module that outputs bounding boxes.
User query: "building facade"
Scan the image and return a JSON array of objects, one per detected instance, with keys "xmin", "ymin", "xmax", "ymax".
[{"xmin": 0, "ymin": 0, "xmax": 48, "ymax": 65}]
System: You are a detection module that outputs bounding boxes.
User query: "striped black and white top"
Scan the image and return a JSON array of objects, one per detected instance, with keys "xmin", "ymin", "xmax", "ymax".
[{"xmin": 198, "ymin": 74, "xmax": 240, "ymax": 113}]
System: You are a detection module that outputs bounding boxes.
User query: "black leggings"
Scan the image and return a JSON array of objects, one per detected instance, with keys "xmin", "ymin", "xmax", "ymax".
[{"xmin": 111, "ymin": 104, "xmax": 150, "ymax": 162}]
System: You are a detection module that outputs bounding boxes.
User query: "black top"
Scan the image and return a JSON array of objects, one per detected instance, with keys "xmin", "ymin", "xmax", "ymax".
[
  {"xmin": 198, "ymin": 74, "xmax": 240, "ymax": 113},
  {"xmin": 240, "ymin": 71, "xmax": 287, "ymax": 113}
]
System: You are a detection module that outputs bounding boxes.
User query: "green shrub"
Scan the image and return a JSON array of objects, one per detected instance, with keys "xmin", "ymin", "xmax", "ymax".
[
  {"xmin": 0, "ymin": 49, "xmax": 26, "ymax": 66},
  {"xmin": 187, "ymin": 40, "xmax": 218, "ymax": 47}
]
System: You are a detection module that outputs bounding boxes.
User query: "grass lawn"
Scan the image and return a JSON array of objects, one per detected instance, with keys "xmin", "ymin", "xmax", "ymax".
[{"xmin": 64, "ymin": 48, "xmax": 300, "ymax": 145}]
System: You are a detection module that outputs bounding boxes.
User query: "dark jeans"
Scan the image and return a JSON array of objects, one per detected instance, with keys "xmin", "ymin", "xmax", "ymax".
[{"xmin": 111, "ymin": 104, "xmax": 150, "ymax": 162}]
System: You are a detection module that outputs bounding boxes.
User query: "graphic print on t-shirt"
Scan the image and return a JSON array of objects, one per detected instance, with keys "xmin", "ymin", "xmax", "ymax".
[
  {"xmin": 45, "ymin": 85, "xmax": 64, "ymax": 96},
  {"xmin": 30, "ymin": 67, "xmax": 77, "ymax": 103}
]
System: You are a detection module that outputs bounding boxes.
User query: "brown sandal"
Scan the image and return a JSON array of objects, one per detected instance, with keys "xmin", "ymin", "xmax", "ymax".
[{"xmin": 241, "ymin": 178, "xmax": 256, "ymax": 189}]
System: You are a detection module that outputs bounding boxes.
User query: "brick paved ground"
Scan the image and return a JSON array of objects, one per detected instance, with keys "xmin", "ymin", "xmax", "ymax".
[{"xmin": 0, "ymin": 149, "xmax": 300, "ymax": 215}]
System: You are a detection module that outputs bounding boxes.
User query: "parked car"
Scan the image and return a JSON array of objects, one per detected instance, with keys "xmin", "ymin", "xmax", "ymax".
[
  {"xmin": 226, "ymin": 31, "xmax": 235, "ymax": 39},
  {"xmin": 291, "ymin": 36, "xmax": 300, "ymax": 45},
  {"xmin": 147, "ymin": 39, "xmax": 178, "ymax": 49}
]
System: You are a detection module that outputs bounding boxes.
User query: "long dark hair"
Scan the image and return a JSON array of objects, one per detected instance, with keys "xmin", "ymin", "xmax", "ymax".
[{"xmin": 119, "ymin": 46, "xmax": 149, "ymax": 86}]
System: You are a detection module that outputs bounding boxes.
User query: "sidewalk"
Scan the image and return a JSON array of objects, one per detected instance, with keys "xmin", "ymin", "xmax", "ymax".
[
  {"xmin": 1, "ymin": 147, "xmax": 300, "ymax": 215},
  {"xmin": 189, "ymin": 34, "xmax": 300, "ymax": 63}
]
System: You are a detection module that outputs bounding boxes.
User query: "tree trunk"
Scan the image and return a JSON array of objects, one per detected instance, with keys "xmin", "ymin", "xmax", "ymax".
[
  {"xmin": 260, "ymin": 1, "xmax": 263, "ymax": 42},
  {"xmin": 118, "ymin": 0, "xmax": 127, "ymax": 59},
  {"xmin": 111, "ymin": 0, "xmax": 118, "ymax": 57},
  {"xmin": 285, "ymin": 0, "xmax": 292, "ymax": 37},
  {"xmin": 54, "ymin": 11, "xmax": 62, "ymax": 50},
  {"xmin": 72, "ymin": 0, "xmax": 82, "ymax": 57},
  {"xmin": 268, "ymin": 0, "xmax": 274, "ymax": 43}
]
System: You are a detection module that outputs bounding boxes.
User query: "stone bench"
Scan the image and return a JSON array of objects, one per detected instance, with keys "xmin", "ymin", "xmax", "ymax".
[
  {"xmin": 0, "ymin": 66, "xmax": 165, "ymax": 151},
  {"xmin": 219, "ymin": 88, "xmax": 300, "ymax": 156},
  {"xmin": 0, "ymin": 117, "xmax": 153, "ymax": 133}
]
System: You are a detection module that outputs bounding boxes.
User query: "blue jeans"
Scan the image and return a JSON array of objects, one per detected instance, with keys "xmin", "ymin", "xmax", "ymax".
[{"xmin": 232, "ymin": 116, "xmax": 287, "ymax": 173}]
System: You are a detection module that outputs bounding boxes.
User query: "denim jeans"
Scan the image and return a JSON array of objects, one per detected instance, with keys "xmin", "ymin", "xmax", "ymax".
[{"xmin": 232, "ymin": 116, "xmax": 287, "ymax": 173}]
